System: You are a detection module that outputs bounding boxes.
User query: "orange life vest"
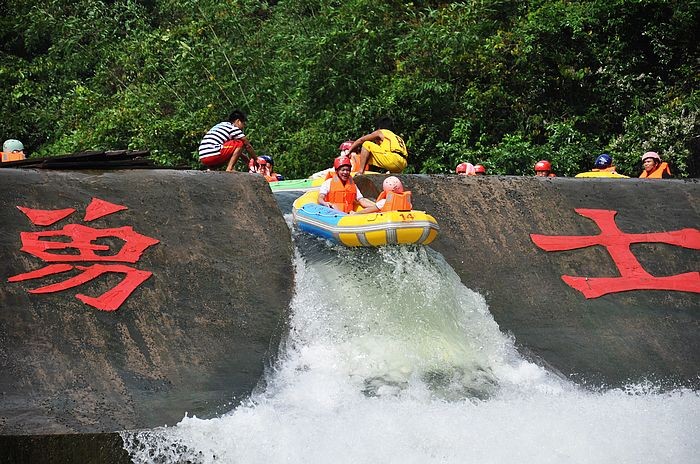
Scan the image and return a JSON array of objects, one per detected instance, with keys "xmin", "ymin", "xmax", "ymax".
[
  {"xmin": 2, "ymin": 151, "xmax": 25, "ymax": 162},
  {"xmin": 639, "ymin": 162, "xmax": 671, "ymax": 179},
  {"xmin": 264, "ymin": 174, "xmax": 279, "ymax": 182},
  {"xmin": 326, "ymin": 175, "xmax": 358, "ymax": 213},
  {"xmin": 376, "ymin": 190, "xmax": 413, "ymax": 212}
]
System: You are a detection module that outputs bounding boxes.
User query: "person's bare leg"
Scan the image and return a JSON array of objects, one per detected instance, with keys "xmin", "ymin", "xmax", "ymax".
[
  {"xmin": 225, "ymin": 147, "xmax": 244, "ymax": 172},
  {"xmin": 357, "ymin": 147, "xmax": 371, "ymax": 174}
]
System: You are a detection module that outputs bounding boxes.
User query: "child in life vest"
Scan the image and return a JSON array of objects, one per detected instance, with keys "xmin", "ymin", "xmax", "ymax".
[{"xmin": 355, "ymin": 176, "xmax": 413, "ymax": 214}]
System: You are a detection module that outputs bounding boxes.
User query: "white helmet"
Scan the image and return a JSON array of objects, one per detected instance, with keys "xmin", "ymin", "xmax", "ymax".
[{"xmin": 3, "ymin": 139, "xmax": 24, "ymax": 152}]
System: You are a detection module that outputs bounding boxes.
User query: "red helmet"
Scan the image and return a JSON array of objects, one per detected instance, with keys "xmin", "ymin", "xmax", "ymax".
[
  {"xmin": 333, "ymin": 156, "xmax": 352, "ymax": 170},
  {"xmin": 339, "ymin": 141, "xmax": 354, "ymax": 152},
  {"xmin": 474, "ymin": 164, "xmax": 486, "ymax": 174},
  {"xmin": 534, "ymin": 160, "xmax": 552, "ymax": 172}
]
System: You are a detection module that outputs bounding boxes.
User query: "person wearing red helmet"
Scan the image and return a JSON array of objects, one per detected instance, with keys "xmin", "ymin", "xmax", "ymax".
[
  {"xmin": 345, "ymin": 117, "xmax": 408, "ymax": 175},
  {"xmin": 473, "ymin": 164, "xmax": 487, "ymax": 175},
  {"xmin": 639, "ymin": 151, "xmax": 672, "ymax": 179},
  {"xmin": 534, "ymin": 160, "xmax": 555, "ymax": 177},
  {"xmin": 318, "ymin": 156, "xmax": 376, "ymax": 213}
]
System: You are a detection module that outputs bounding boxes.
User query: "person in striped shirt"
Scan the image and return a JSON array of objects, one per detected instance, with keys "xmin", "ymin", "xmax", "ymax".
[{"xmin": 198, "ymin": 109, "xmax": 258, "ymax": 172}]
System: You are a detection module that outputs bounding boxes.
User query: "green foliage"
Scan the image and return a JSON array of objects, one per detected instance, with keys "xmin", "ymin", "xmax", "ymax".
[{"xmin": 1, "ymin": 0, "xmax": 697, "ymax": 178}]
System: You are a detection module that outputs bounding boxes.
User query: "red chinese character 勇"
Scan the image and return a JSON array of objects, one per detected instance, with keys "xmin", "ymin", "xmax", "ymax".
[{"xmin": 8, "ymin": 198, "xmax": 160, "ymax": 311}]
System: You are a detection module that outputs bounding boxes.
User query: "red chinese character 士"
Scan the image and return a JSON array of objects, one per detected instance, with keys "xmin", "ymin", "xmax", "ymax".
[{"xmin": 530, "ymin": 209, "xmax": 700, "ymax": 298}]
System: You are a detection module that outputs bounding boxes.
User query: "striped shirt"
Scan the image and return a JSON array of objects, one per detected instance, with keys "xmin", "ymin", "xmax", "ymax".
[{"xmin": 198, "ymin": 122, "xmax": 245, "ymax": 159}]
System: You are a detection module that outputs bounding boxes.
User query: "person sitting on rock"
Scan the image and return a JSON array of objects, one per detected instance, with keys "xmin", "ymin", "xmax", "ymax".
[{"xmin": 344, "ymin": 117, "xmax": 408, "ymax": 175}]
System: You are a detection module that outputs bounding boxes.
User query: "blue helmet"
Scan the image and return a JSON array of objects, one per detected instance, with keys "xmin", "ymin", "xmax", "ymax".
[
  {"xmin": 260, "ymin": 155, "xmax": 273, "ymax": 166},
  {"xmin": 594, "ymin": 153, "xmax": 612, "ymax": 168}
]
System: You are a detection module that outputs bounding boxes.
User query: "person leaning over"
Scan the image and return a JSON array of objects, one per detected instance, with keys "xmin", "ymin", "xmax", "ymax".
[
  {"xmin": 318, "ymin": 156, "xmax": 376, "ymax": 213},
  {"xmin": 345, "ymin": 117, "xmax": 408, "ymax": 175},
  {"xmin": 639, "ymin": 151, "xmax": 672, "ymax": 179},
  {"xmin": 198, "ymin": 109, "xmax": 258, "ymax": 172}
]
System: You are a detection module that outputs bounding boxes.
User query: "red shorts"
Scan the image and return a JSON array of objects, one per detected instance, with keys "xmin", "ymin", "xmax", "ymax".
[{"xmin": 200, "ymin": 139, "xmax": 244, "ymax": 167}]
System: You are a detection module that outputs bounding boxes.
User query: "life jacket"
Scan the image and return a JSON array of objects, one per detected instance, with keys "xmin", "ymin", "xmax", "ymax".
[
  {"xmin": 326, "ymin": 175, "xmax": 357, "ymax": 213},
  {"xmin": 639, "ymin": 162, "xmax": 671, "ymax": 179},
  {"xmin": 264, "ymin": 174, "xmax": 279, "ymax": 183},
  {"xmin": 2, "ymin": 151, "xmax": 25, "ymax": 162},
  {"xmin": 376, "ymin": 190, "xmax": 413, "ymax": 212}
]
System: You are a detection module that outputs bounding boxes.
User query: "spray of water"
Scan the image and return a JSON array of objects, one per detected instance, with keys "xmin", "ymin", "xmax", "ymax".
[{"xmin": 122, "ymin": 235, "xmax": 700, "ymax": 463}]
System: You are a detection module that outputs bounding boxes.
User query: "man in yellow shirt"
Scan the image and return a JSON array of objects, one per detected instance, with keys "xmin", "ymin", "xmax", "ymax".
[{"xmin": 345, "ymin": 118, "xmax": 408, "ymax": 174}]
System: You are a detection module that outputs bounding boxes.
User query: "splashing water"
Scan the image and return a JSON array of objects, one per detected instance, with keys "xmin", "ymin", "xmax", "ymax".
[{"xmin": 122, "ymin": 236, "xmax": 700, "ymax": 464}]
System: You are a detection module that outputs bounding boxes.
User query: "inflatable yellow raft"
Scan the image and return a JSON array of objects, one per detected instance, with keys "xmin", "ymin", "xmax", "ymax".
[{"xmin": 292, "ymin": 191, "xmax": 439, "ymax": 247}]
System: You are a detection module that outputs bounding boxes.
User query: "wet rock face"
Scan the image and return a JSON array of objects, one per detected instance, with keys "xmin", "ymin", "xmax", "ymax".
[
  {"xmin": 0, "ymin": 169, "xmax": 294, "ymax": 434},
  {"xmin": 358, "ymin": 174, "xmax": 700, "ymax": 389},
  {"xmin": 1, "ymin": 169, "xmax": 698, "ymax": 440}
]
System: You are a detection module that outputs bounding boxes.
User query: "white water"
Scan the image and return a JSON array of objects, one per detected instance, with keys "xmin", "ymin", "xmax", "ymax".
[{"xmin": 122, "ymin": 234, "xmax": 700, "ymax": 463}]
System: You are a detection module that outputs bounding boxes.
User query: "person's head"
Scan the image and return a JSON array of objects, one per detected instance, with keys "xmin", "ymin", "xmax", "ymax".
[
  {"xmin": 383, "ymin": 176, "xmax": 404, "ymax": 194},
  {"xmin": 641, "ymin": 151, "xmax": 661, "ymax": 173},
  {"xmin": 456, "ymin": 162, "xmax": 475, "ymax": 176},
  {"xmin": 376, "ymin": 116, "xmax": 395, "ymax": 131},
  {"xmin": 474, "ymin": 164, "xmax": 486, "ymax": 175},
  {"xmin": 534, "ymin": 160, "xmax": 552, "ymax": 177},
  {"xmin": 260, "ymin": 155, "xmax": 273, "ymax": 167},
  {"xmin": 229, "ymin": 109, "xmax": 248, "ymax": 129},
  {"xmin": 259, "ymin": 156, "xmax": 275, "ymax": 174},
  {"xmin": 3, "ymin": 139, "xmax": 24, "ymax": 153},
  {"xmin": 339, "ymin": 140, "xmax": 354, "ymax": 156},
  {"xmin": 594, "ymin": 153, "xmax": 613, "ymax": 169},
  {"xmin": 333, "ymin": 155, "xmax": 352, "ymax": 181}
]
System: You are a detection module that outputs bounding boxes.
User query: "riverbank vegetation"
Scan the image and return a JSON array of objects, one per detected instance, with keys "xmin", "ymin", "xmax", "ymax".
[{"xmin": 1, "ymin": 0, "xmax": 697, "ymax": 177}]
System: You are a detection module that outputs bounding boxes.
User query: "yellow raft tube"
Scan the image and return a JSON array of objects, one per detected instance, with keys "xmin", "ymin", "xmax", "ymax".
[{"xmin": 292, "ymin": 190, "xmax": 439, "ymax": 247}]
